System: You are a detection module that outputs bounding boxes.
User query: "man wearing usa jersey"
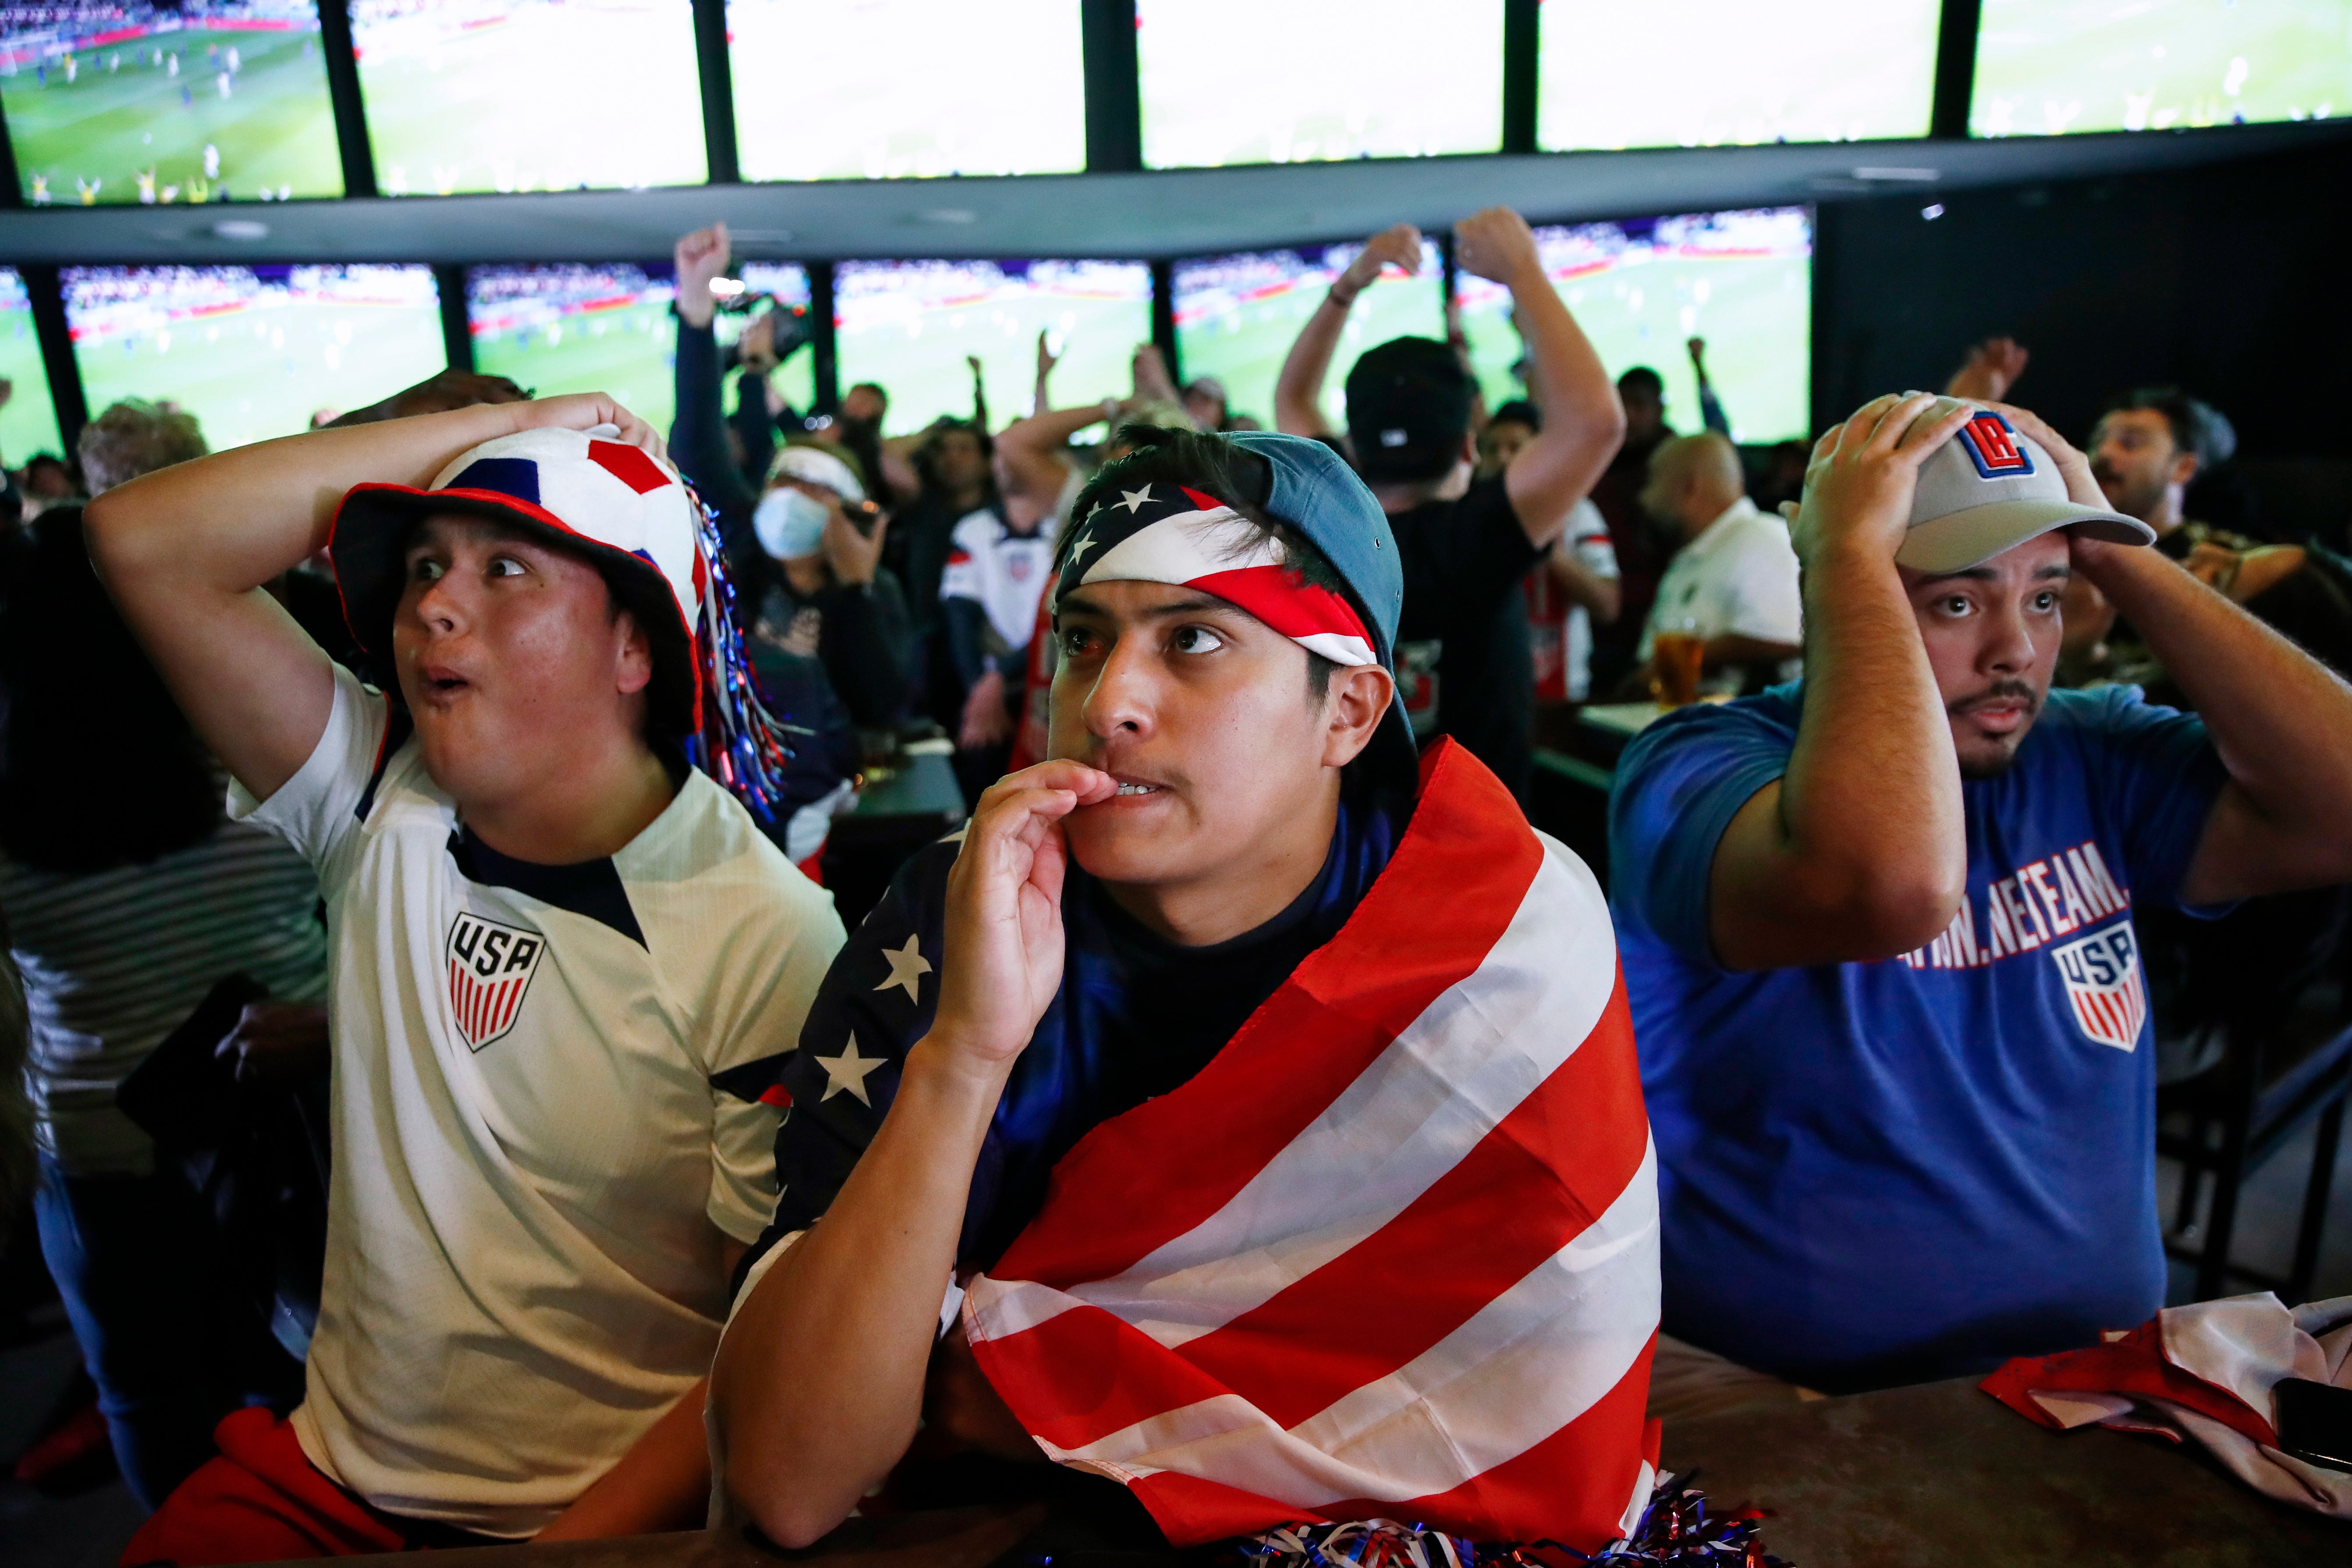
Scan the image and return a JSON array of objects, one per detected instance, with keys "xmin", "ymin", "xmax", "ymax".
[
  {"xmin": 86, "ymin": 397, "xmax": 845, "ymax": 1561},
  {"xmin": 1612, "ymin": 393, "xmax": 2352, "ymax": 1401},
  {"xmin": 713, "ymin": 427, "xmax": 1659, "ymax": 1555}
]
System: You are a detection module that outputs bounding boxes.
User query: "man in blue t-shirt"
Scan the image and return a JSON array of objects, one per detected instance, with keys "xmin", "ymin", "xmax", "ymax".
[{"xmin": 1612, "ymin": 391, "xmax": 2352, "ymax": 1397}]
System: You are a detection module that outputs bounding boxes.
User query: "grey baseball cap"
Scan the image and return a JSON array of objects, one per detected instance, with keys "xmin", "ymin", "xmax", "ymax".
[{"xmin": 1896, "ymin": 398, "xmax": 2154, "ymax": 573}]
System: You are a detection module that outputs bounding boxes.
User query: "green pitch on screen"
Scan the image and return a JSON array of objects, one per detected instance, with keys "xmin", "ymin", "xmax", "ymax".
[
  {"xmin": 1, "ymin": 274, "xmax": 64, "ymax": 459},
  {"xmin": 729, "ymin": 0, "xmax": 1083, "ymax": 181},
  {"xmin": 1972, "ymin": 0, "xmax": 2350, "ymax": 136},
  {"xmin": 3, "ymin": 25, "xmax": 341, "ymax": 204},
  {"xmin": 73, "ymin": 289, "xmax": 448, "ymax": 454},
  {"xmin": 474, "ymin": 305, "xmax": 816, "ymax": 439},
  {"xmin": 1457, "ymin": 240, "xmax": 1812, "ymax": 446},
  {"xmin": 354, "ymin": 0, "xmax": 705, "ymax": 195},
  {"xmin": 837, "ymin": 278, "xmax": 1152, "ymax": 439},
  {"xmin": 1138, "ymin": 0, "xmax": 1503, "ymax": 169},
  {"xmin": 1538, "ymin": 0, "xmax": 1938, "ymax": 149},
  {"xmin": 1176, "ymin": 270, "xmax": 1445, "ymax": 432}
]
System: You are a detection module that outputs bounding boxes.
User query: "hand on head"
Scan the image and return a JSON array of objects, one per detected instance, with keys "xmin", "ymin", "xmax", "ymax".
[
  {"xmin": 1791, "ymin": 392, "xmax": 1973, "ymax": 566},
  {"xmin": 522, "ymin": 391, "xmax": 668, "ymax": 466},
  {"xmin": 672, "ymin": 222, "xmax": 730, "ymax": 330}
]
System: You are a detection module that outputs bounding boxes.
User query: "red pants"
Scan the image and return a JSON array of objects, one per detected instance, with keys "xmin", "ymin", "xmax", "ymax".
[{"xmin": 121, "ymin": 1408, "xmax": 491, "ymax": 1565}]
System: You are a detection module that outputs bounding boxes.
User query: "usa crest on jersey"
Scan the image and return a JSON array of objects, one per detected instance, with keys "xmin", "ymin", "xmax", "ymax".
[
  {"xmin": 2049, "ymin": 921, "xmax": 2146, "ymax": 1051},
  {"xmin": 446, "ymin": 912, "xmax": 546, "ymax": 1051}
]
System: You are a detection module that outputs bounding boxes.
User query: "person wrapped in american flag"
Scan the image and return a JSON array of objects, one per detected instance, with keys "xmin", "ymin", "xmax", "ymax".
[{"xmin": 711, "ymin": 427, "xmax": 1659, "ymax": 1557}]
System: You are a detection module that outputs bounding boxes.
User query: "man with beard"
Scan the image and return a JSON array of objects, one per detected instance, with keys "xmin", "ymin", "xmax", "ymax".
[{"xmin": 1609, "ymin": 394, "xmax": 2352, "ymax": 1405}]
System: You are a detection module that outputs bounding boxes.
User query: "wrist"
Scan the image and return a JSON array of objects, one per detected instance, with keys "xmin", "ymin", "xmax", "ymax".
[
  {"xmin": 677, "ymin": 298, "xmax": 716, "ymax": 331},
  {"xmin": 906, "ymin": 1025, "xmax": 1019, "ymax": 1103},
  {"xmin": 1327, "ymin": 284, "xmax": 1361, "ymax": 311}
]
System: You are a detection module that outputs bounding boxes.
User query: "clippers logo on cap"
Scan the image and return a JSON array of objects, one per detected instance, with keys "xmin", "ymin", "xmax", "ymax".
[{"xmin": 1957, "ymin": 410, "xmax": 2035, "ymax": 480}]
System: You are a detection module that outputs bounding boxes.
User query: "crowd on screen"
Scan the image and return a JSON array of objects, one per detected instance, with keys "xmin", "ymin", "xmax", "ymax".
[{"xmin": 4, "ymin": 197, "xmax": 2352, "ymax": 1564}]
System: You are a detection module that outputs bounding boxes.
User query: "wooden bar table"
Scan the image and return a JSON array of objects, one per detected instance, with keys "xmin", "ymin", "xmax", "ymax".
[{"xmin": 313, "ymin": 1376, "xmax": 2344, "ymax": 1568}]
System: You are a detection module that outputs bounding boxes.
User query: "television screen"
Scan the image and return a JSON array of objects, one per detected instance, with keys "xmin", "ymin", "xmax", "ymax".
[
  {"xmin": 1456, "ymin": 208, "xmax": 1812, "ymax": 444},
  {"xmin": 1137, "ymin": 0, "xmax": 1503, "ymax": 170},
  {"xmin": 65, "ymin": 264, "xmax": 448, "ymax": 450},
  {"xmin": 728, "ymin": 0, "xmax": 1084, "ymax": 181},
  {"xmin": 834, "ymin": 260, "xmax": 1154, "ymax": 437},
  {"xmin": 352, "ymin": 0, "xmax": 705, "ymax": 196},
  {"xmin": 1538, "ymin": 0, "xmax": 1940, "ymax": 151},
  {"xmin": 1972, "ymin": 0, "xmax": 2351, "ymax": 136},
  {"xmin": 469, "ymin": 263, "xmax": 815, "ymax": 438},
  {"xmin": 1, "ymin": 2, "xmax": 341, "ymax": 205},
  {"xmin": 1, "ymin": 268, "xmax": 66, "ymax": 460},
  {"xmin": 1172, "ymin": 239, "xmax": 1444, "ymax": 431}
]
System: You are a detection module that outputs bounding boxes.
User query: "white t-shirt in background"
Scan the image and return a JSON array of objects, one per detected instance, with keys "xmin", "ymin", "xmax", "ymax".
[
  {"xmin": 238, "ymin": 667, "xmax": 844, "ymax": 1536},
  {"xmin": 1639, "ymin": 496, "xmax": 1804, "ymax": 691},
  {"xmin": 1557, "ymin": 500, "xmax": 1620, "ymax": 704}
]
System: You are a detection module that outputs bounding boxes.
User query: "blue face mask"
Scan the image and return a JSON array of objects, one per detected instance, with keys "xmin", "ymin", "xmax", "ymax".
[{"xmin": 754, "ymin": 486, "xmax": 831, "ymax": 560}]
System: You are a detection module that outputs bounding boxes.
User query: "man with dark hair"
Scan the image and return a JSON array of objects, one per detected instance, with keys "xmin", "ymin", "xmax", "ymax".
[
  {"xmin": 1272, "ymin": 209, "xmax": 1625, "ymax": 800},
  {"xmin": 2091, "ymin": 386, "xmax": 2238, "ymax": 543},
  {"xmin": 85, "ymin": 396, "xmax": 845, "ymax": 1561},
  {"xmin": 1612, "ymin": 394, "xmax": 2352, "ymax": 1403},
  {"xmin": 712, "ymin": 427, "xmax": 1658, "ymax": 1560}
]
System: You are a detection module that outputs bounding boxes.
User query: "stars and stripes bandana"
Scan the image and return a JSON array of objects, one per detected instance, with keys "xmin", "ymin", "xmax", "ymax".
[{"xmin": 1057, "ymin": 483, "xmax": 1380, "ymax": 669}]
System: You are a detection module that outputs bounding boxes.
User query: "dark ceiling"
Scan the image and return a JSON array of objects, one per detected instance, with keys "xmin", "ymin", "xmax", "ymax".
[{"xmin": 2, "ymin": 123, "xmax": 2344, "ymax": 266}]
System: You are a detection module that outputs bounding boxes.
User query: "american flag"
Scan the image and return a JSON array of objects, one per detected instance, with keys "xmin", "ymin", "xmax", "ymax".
[{"xmin": 963, "ymin": 743, "xmax": 1660, "ymax": 1551}]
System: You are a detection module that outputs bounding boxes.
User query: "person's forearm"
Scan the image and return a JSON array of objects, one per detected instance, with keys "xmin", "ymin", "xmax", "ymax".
[
  {"xmin": 1505, "ymin": 266, "xmax": 1625, "ymax": 547},
  {"xmin": 2088, "ymin": 543, "xmax": 2352, "ymax": 839},
  {"xmin": 535, "ymin": 1380, "xmax": 711, "ymax": 1541},
  {"xmin": 997, "ymin": 405, "xmax": 1097, "ymax": 512},
  {"xmin": 672, "ymin": 321, "xmax": 755, "ymax": 516},
  {"xmin": 1718, "ymin": 546, "xmax": 1964, "ymax": 965},
  {"xmin": 941, "ymin": 596, "xmax": 988, "ymax": 688},
  {"xmin": 1273, "ymin": 291, "xmax": 1353, "ymax": 437},
  {"xmin": 88, "ymin": 402, "xmax": 540, "ymax": 593},
  {"xmin": 1702, "ymin": 633, "xmax": 1799, "ymax": 671},
  {"xmin": 713, "ymin": 1042, "xmax": 1008, "ymax": 1548},
  {"xmin": 1546, "ymin": 555, "xmax": 1619, "ymax": 623}
]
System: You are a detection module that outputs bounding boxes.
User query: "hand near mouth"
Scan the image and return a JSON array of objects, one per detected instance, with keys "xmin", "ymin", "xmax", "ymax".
[{"xmin": 930, "ymin": 760, "xmax": 1118, "ymax": 1079}]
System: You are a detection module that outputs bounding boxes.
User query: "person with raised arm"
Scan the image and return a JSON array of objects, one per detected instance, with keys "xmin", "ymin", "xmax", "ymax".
[
  {"xmin": 84, "ymin": 391, "xmax": 843, "ymax": 1562},
  {"xmin": 1611, "ymin": 393, "xmax": 2352, "ymax": 1412},
  {"xmin": 711, "ymin": 427, "xmax": 1658, "ymax": 1559},
  {"xmin": 1273, "ymin": 208, "xmax": 1624, "ymax": 800}
]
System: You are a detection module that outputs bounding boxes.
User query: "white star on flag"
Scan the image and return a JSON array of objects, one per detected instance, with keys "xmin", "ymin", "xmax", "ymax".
[
  {"xmin": 1065, "ymin": 529, "xmax": 1098, "ymax": 569},
  {"xmin": 815, "ymin": 1035, "xmax": 887, "ymax": 1106},
  {"xmin": 874, "ymin": 933, "xmax": 931, "ymax": 1003},
  {"xmin": 1113, "ymin": 486, "xmax": 1154, "ymax": 514}
]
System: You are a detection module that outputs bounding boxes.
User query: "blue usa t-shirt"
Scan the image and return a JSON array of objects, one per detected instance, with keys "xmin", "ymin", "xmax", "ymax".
[{"xmin": 1610, "ymin": 682, "xmax": 2226, "ymax": 1391}]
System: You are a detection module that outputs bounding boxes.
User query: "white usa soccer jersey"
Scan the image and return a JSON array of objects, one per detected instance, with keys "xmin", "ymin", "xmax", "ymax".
[{"xmin": 234, "ymin": 666, "xmax": 843, "ymax": 1536}]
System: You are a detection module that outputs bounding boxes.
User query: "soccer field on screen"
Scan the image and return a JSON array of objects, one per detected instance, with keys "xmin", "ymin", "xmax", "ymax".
[
  {"xmin": 2, "ymin": 270, "xmax": 65, "ymax": 459},
  {"xmin": 68, "ymin": 267, "xmax": 448, "ymax": 452},
  {"xmin": 728, "ymin": 0, "xmax": 1084, "ymax": 181},
  {"xmin": 1538, "ymin": 0, "xmax": 1940, "ymax": 149},
  {"xmin": 353, "ymin": 0, "xmax": 704, "ymax": 195},
  {"xmin": 1, "ymin": 7, "xmax": 341, "ymax": 204},
  {"xmin": 470, "ymin": 266, "xmax": 815, "ymax": 440},
  {"xmin": 835, "ymin": 262, "xmax": 1153, "ymax": 438},
  {"xmin": 1457, "ymin": 210, "xmax": 1812, "ymax": 446},
  {"xmin": 1138, "ymin": 0, "xmax": 1503, "ymax": 169},
  {"xmin": 1972, "ymin": 0, "xmax": 2349, "ymax": 136},
  {"xmin": 1173, "ymin": 243, "xmax": 1446, "ymax": 431}
]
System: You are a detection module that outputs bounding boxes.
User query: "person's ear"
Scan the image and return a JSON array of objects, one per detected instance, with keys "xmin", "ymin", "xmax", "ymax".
[
  {"xmin": 1459, "ymin": 430, "xmax": 1478, "ymax": 466},
  {"xmin": 1320, "ymin": 664, "xmax": 1394, "ymax": 770},
  {"xmin": 2171, "ymin": 450, "xmax": 2201, "ymax": 489},
  {"xmin": 613, "ymin": 609, "xmax": 654, "ymax": 698}
]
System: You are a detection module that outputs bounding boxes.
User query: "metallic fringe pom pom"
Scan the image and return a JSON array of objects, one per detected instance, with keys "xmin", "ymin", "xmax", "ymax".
[
  {"xmin": 683, "ymin": 484, "xmax": 799, "ymax": 825},
  {"xmin": 1230, "ymin": 1472, "xmax": 1786, "ymax": 1568}
]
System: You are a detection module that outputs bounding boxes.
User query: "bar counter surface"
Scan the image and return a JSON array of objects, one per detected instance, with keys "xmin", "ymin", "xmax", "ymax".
[{"xmin": 298, "ymin": 1375, "xmax": 2344, "ymax": 1568}]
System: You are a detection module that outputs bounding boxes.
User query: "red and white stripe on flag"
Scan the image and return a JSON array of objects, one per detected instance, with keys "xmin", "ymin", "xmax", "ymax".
[{"xmin": 964, "ymin": 741, "xmax": 1659, "ymax": 1551}]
